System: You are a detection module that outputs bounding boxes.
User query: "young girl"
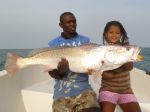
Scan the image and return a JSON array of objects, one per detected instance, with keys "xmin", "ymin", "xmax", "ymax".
[{"xmin": 99, "ymin": 21, "xmax": 141, "ymax": 112}]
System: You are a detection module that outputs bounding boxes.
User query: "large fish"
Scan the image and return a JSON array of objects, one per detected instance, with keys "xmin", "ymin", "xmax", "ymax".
[{"xmin": 5, "ymin": 43, "xmax": 144, "ymax": 75}]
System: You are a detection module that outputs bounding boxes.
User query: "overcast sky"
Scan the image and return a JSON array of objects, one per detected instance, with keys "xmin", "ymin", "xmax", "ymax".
[{"xmin": 0, "ymin": 0, "xmax": 150, "ymax": 49}]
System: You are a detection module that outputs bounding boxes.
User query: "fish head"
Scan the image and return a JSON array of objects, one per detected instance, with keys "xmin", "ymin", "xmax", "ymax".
[
  {"xmin": 104, "ymin": 45, "xmax": 144, "ymax": 65},
  {"xmin": 127, "ymin": 45, "xmax": 144, "ymax": 61}
]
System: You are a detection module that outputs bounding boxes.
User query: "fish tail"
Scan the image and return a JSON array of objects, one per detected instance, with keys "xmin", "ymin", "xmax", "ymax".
[{"xmin": 5, "ymin": 52, "xmax": 22, "ymax": 75}]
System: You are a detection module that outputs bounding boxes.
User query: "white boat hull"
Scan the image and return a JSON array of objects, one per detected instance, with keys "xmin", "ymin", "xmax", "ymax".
[{"xmin": 0, "ymin": 66, "xmax": 150, "ymax": 112}]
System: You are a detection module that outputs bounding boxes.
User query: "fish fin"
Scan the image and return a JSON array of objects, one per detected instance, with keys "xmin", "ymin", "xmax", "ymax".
[
  {"xmin": 89, "ymin": 71, "xmax": 102, "ymax": 98},
  {"xmin": 28, "ymin": 46, "xmax": 75, "ymax": 57},
  {"xmin": 28, "ymin": 48, "xmax": 52, "ymax": 57},
  {"xmin": 92, "ymin": 70, "xmax": 102, "ymax": 82},
  {"xmin": 80, "ymin": 43, "xmax": 100, "ymax": 47},
  {"xmin": 87, "ymin": 68, "xmax": 96, "ymax": 75},
  {"xmin": 5, "ymin": 52, "xmax": 22, "ymax": 75},
  {"xmin": 28, "ymin": 43, "xmax": 101, "ymax": 57},
  {"xmin": 80, "ymin": 43, "xmax": 100, "ymax": 51}
]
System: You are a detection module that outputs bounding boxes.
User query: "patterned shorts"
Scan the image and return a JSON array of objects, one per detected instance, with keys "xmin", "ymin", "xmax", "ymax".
[
  {"xmin": 99, "ymin": 91, "xmax": 138, "ymax": 104},
  {"xmin": 52, "ymin": 90, "xmax": 100, "ymax": 112}
]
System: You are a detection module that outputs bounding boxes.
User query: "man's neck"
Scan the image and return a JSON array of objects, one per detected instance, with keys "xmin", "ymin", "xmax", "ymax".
[{"xmin": 61, "ymin": 32, "xmax": 78, "ymax": 39}]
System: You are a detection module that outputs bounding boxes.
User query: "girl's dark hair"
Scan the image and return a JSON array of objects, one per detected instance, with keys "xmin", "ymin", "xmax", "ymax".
[{"xmin": 103, "ymin": 21, "xmax": 129, "ymax": 45}]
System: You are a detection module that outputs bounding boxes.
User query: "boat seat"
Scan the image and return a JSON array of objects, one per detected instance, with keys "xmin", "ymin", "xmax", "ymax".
[{"xmin": 21, "ymin": 80, "xmax": 54, "ymax": 112}]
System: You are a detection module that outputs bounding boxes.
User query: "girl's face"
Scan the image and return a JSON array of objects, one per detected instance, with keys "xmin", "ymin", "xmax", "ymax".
[{"xmin": 105, "ymin": 25, "xmax": 122, "ymax": 44}]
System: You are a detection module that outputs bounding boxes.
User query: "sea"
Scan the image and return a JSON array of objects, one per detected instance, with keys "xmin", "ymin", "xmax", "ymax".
[{"xmin": 0, "ymin": 48, "xmax": 150, "ymax": 73}]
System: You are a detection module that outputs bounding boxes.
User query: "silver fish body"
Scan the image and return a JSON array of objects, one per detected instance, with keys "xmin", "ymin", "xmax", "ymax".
[{"xmin": 5, "ymin": 43, "xmax": 143, "ymax": 75}]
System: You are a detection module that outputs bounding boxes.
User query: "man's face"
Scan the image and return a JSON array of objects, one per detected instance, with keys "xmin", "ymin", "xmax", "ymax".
[{"xmin": 60, "ymin": 14, "xmax": 77, "ymax": 35}]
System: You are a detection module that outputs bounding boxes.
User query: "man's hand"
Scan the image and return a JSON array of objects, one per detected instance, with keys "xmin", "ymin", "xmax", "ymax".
[
  {"xmin": 57, "ymin": 58, "xmax": 69, "ymax": 75},
  {"xmin": 48, "ymin": 58, "xmax": 69, "ymax": 79},
  {"xmin": 48, "ymin": 69, "xmax": 61, "ymax": 79}
]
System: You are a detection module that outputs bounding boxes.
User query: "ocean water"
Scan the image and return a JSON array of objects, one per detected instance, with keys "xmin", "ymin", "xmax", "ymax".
[
  {"xmin": 0, "ymin": 49, "xmax": 32, "ymax": 71},
  {"xmin": 0, "ymin": 48, "xmax": 150, "ymax": 72}
]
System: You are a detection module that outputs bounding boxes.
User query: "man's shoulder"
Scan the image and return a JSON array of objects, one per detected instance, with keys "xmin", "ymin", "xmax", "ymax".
[
  {"xmin": 48, "ymin": 36, "xmax": 61, "ymax": 47},
  {"xmin": 78, "ymin": 34, "xmax": 90, "ymax": 39},
  {"xmin": 77, "ymin": 34, "xmax": 90, "ymax": 43},
  {"xmin": 50, "ymin": 36, "xmax": 61, "ymax": 42}
]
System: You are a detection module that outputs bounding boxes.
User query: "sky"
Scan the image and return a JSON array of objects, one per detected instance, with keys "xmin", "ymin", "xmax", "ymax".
[{"xmin": 0, "ymin": 0, "xmax": 150, "ymax": 49}]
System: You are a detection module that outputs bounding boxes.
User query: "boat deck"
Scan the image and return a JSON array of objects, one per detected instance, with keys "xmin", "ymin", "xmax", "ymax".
[{"xmin": 0, "ymin": 66, "xmax": 150, "ymax": 112}]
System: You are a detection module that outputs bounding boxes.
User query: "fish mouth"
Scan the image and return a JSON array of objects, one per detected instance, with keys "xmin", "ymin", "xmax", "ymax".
[
  {"xmin": 133, "ymin": 46, "xmax": 144, "ymax": 61},
  {"xmin": 136, "ymin": 54, "xmax": 144, "ymax": 61}
]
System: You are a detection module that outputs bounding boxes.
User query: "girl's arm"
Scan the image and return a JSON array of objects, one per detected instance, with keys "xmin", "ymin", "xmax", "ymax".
[
  {"xmin": 102, "ymin": 70, "xmax": 115, "ymax": 79},
  {"xmin": 102, "ymin": 62, "xmax": 133, "ymax": 79},
  {"xmin": 113, "ymin": 62, "xmax": 133, "ymax": 74}
]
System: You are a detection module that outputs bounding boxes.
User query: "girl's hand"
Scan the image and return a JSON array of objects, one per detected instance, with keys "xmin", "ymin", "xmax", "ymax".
[{"xmin": 122, "ymin": 62, "xmax": 133, "ymax": 71}]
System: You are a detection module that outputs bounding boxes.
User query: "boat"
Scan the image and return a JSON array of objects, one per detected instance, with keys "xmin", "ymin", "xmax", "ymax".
[{"xmin": 0, "ymin": 65, "xmax": 150, "ymax": 112}]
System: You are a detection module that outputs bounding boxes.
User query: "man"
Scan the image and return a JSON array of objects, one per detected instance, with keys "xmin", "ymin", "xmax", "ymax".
[{"xmin": 48, "ymin": 12, "xmax": 101, "ymax": 112}]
